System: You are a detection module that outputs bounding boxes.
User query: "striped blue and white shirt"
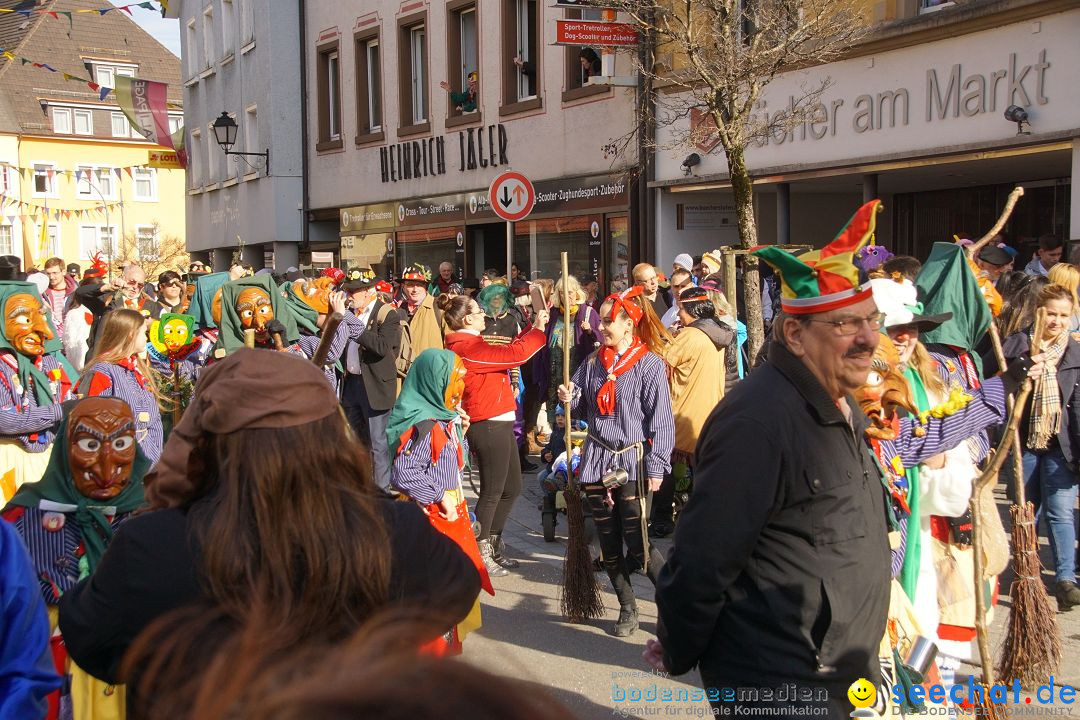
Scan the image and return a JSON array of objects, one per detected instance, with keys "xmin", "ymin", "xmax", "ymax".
[{"xmin": 81, "ymin": 362, "xmax": 163, "ymax": 466}]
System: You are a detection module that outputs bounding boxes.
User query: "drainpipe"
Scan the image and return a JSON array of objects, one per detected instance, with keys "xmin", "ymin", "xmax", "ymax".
[
  {"xmin": 298, "ymin": 0, "xmax": 310, "ymax": 253},
  {"xmin": 634, "ymin": 6, "xmax": 656, "ymax": 267}
]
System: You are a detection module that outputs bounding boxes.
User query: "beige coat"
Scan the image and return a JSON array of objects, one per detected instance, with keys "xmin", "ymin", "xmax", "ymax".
[
  {"xmin": 408, "ymin": 293, "xmax": 445, "ymax": 356},
  {"xmin": 666, "ymin": 325, "xmax": 725, "ymax": 455}
]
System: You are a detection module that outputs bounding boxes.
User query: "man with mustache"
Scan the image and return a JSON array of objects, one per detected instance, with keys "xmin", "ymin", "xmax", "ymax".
[
  {"xmin": 0, "ymin": 282, "xmax": 78, "ymax": 502},
  {"xmin": 650, "ymin": 201, "xmax": 892, "ymax": 717}
]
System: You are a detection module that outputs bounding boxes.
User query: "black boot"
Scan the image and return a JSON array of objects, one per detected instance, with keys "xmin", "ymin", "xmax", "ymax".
[
  {"xmin": 1055, "ymin": 580, "xmax": 1080, "ymax": 610},
  {"xmin": 490, "ymin": 532, "xmax": 520, "ymax": 570},
  {"xmin": 519, "ymin": 445, "xmax": 537, "ymax": 472},
  {"xmin": 607, "ymin": 565, "xmax": 639, "ymax": 637},
  {"xmin": 478, "ymin": 538, "xmax": 508, "ymax": 578}
]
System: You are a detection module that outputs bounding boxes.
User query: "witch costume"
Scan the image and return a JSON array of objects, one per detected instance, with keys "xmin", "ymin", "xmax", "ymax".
[
  {"xmin": 0, "ymin": 281, "xmax": 78, "ymax": 502},
  {"xmin": 2, "ymin": 397, "xmax": 149, "ymax": 720}
]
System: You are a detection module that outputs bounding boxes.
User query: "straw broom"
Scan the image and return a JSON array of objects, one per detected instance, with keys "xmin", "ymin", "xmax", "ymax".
[
  {"xmin": 559, "ymin": 251, "xmax": 604, "ymax": 622},
  {"xmin": 965, "ymin": 186, "xmax": 1060, "ymax": 687},
  {"xmin": 996, "ymin": 311, "xmax": 1062, "ymax": 688}
]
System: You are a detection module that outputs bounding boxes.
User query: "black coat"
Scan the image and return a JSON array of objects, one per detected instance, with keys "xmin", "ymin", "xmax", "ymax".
[
  {"xmin": 345, "ymin": 300, "xmax": 403, "ymax": 412},
  {"xmin": 655, "ymin": 342, "xmax": 891, "ymax": 713},
  {"xmin": 57, "ymin": 498, "xmax": 480, "ymax": 684},
  {"xmin": 1002, "ymin": 331, "xmax": 1080, "ymax": 464}
]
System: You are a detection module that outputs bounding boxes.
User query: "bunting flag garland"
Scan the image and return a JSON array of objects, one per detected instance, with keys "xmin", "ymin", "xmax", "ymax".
[
  {"xmin": 1, "ymin": 48, "xmax": 113, "ymax": 100},
  {"xmin": 0, "ymin": 2, "xmax": 162, "ymax": 28},
  {"xmin": 0, "ymin": 161, "xmax": 176, "ymax": 177},
  {"xmin": 0, "ymin": 190, "xmax": 125, "ymax": 221}
]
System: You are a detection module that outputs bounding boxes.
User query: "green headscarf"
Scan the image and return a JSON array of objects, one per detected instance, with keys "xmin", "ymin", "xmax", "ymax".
[
  {"xmin": 385, "ymin": 349, "xmax": 459, "ymax": 461},
  {"xmin": 280, "ymin": 281, "xmax": 321, "ymax": 335},
  {"xmin": 213, "ymin": 275, "xmax": 300, "ymax": 355},
  {"xmin": 915, "ymin": 242, "xmax": 992, "ymax": 375},
  {"xmin": 0, "ymin": 281, "xmax": 78, "ymax": 405},
  {"xmin": 187, "ymin": 272, "xmax": 229, "ymax": 329},
  {"xmin": 478, "ymin": 284, "xmax": 513, "ymax": 318},
  {"xmin": 5, "ymin": 401, "xmax": 149, "ymax": 574}
]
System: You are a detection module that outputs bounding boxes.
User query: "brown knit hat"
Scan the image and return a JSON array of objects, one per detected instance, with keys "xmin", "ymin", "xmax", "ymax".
[{"xmin": 145, "ymin": 349, "xmax": 339, "ymax": 507}]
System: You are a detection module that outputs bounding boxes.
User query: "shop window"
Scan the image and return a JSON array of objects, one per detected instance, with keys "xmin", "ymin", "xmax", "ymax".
[
  {"xmin": 396, "ymin": 227, "xmax": 460, "ymax": 278},
  {"xmin": 513, "ymin": 216, "xmax": 594, "ymax": 283},
  {"xmin": 446, "ymin": 3, "xmax": 479, "ymax": 122},
  {"xmin": 316, "ymin": 42, "xmax": 343, "ymax": 150},
  {"xmin": 501, "ymin": 0, "xmax": 541, "ymax": 116},
  {"xmin": 563, "ymin": 7, "xmax": 607, "ymax": 100},
  {"xmin": 52, "ymin": 108, "xmax": 72, "ymax": 134},
  {"xmin": 397, "ymin": 19, "xmax": 429, "ymax": 132},
  {"xmin": 354, "ymin": 31, "xmax": 383, "ymax": 143}
]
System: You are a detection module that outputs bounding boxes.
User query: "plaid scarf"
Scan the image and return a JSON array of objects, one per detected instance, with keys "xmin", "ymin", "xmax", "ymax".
[{"xmin": 1027, "ymin": 330, "xmax": 1067, "ymax": 450}]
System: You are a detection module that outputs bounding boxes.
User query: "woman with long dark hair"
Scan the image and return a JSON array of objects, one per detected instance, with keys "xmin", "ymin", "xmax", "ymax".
[
  {"xmin": 56, "ymin": 350, "xmax": 480, "ymax": 710},
  {"xmin": 440, "ymin": 293, "xmax": 548, "ymax": 576}
]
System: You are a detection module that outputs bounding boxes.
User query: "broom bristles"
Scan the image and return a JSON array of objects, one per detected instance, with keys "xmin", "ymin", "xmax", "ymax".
[
  {"xmin": 996, "ymin": 502, "xmax": 1062, "ymax": 688},
  {"xmin": 973, "ymin": 684, "xmax": 1008, "ymax": 720},
  {"xmin": 560, "ymin": 482, "xmax": 604, "ymax": 622}
]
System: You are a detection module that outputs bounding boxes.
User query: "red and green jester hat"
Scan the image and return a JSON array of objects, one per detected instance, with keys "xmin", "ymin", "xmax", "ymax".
[{"xmin": 752, "ymin": 199, "xmax": 883, "ymax": 315}]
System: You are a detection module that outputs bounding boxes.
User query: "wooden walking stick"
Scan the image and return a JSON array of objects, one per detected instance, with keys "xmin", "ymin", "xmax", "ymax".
[
  {"xmin": 559, "ymin": 251, "xmax": 604, "ymax": 623},
  {"xmin": 311, "ymin": 312, "xmax": 344, "ymax": 368},
  {"xmin": 171, "ymin": 361, "xmax": 183, "ymax": 425},
  {"xmin": 243, "ymin": 328, "xmax": 255, "ymax": 349},
  {"xmin": 996, "ymin": 309, "xmax": 1062, "ymax": 687}
]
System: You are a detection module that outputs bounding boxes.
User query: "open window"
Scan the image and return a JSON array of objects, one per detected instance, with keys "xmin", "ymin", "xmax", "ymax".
[
  {"xmin": 563, "ymin": 7, "xmax": 609, "ymax": 102},
  {"xmin": 445, "ymin": 1, "xmax": 479, "ymax": 125},
  {"xmin": 316, "ymin": 40, "xmax": 343, "ymax": 151},
  {"xmin": 501, "ymin": 0, "xmax": 541, "ymax": 116}
]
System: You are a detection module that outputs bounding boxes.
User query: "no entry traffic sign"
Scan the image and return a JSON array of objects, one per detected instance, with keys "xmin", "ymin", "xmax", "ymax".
[{"xmin": 489, "ymin": 171, "xmax": 536, "ymax": 222}]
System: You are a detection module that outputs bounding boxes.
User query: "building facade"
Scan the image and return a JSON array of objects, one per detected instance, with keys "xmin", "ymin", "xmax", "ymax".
[
  {"xmin": 0, "ymin": 0, "xmax": 186, "ymax": 274},
  {"xmin": 651, "ymin": 0, "xmax": 1078, "ymax": 270},
  {"xmin": 168, "ymin": 0, "xmax": 304, "ymax": 271},
  {"xmin": 305, "ymin": 0, "xmax": 639, "ymax": 289}
]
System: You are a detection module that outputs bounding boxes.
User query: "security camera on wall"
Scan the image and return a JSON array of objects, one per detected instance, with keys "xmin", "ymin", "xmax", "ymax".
[
  {"xmin": 681, "ymin": 153, "xmax": 701, "ymax": 176},
  {"xmin": 1004, "ymin": 105, "xmax": 1029, "ymax": 135}
]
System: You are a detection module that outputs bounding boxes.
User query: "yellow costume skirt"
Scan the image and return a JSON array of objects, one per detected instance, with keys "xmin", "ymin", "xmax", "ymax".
[
  {"xmin": 0, "ymin": 439, "xmax": 52, "ymax": 502},
  {"xmin": 48, "ymin": 606, "xmax": 125, "ymax": 720}
]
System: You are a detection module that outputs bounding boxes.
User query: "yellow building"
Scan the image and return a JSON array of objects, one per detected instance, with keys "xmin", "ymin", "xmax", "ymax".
[{"xmin": 0, "ymin": 0, "xmax": 185, "ymax": 274}]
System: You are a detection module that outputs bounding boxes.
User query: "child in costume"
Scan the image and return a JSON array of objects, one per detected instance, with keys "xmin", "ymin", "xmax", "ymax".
[
  {"xmin": 558, "ymin": 286, "xmax": 675, "ymax": 637},
  {"xmin": 2, "ymin": 396, "xmax": 149, "ymax": 720},
  {"xmin": 387, "ymin": 349, "xmax": 493, "ymax": 655},
  {"xmin": 0, "ymin": 281, "xmax": 78, "ymax": 502}
]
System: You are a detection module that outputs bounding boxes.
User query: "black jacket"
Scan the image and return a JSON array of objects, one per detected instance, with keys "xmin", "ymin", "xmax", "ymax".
[
  {"xmin": 58, "ymin": 498, "xmax": 480, "ymax": 684},
  {"xmin": 655, "ymin": 342, "xmax": 890, "ymax": 711},
  {"xmin": 1002, "ymin": 331, "xmax": 1080, "ymax": 464},
  {"xmin": 345, "ymin": 300, "xmax": 403, "ymax": 412}
]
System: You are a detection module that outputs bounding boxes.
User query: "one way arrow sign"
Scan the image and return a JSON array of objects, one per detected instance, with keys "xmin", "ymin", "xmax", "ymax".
[{"xmin": 488, "ymin": 170, "xmax": 536, "ymax": 222}]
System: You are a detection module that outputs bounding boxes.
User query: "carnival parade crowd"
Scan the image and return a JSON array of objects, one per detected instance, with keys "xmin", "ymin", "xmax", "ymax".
[{"xmin": 0, "ymin": 198, "xmax": 1076, "ymax": 718}]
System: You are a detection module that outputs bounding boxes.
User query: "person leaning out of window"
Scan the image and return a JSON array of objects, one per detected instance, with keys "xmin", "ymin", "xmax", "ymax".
[{"xmin": 439, "ymin": 72, "xmax": 478, "ymax": 113}]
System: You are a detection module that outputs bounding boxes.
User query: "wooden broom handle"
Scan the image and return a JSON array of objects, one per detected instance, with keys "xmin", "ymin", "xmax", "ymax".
[
  {"xmin": 562, "ymin": 252, "xmax": 572, "ymax": 459},
  {"xmin": 967, "ymin": 186, "xmax": 1024, "ymax": 258}
]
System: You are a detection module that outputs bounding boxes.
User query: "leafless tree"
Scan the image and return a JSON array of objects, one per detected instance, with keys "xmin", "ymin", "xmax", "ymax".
[
  {"xmin": 116, "ymin": 221, "xmax": 191, "ymax": 279},
  {"xmin": 602, "ymin": 0, "xmax": 868, "ymax": 358}
]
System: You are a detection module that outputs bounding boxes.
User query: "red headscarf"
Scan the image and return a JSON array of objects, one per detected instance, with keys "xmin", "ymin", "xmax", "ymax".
[{"xmin": 604, "ymin": 285, "xmax": 645, "ymax": 324}]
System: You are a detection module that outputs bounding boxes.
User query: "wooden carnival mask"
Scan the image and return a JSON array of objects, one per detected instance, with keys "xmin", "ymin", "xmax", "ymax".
[
  {"xmin": 4, "ymin": 292, "xmax": 54, "ymax": 358},
  {"xmin": 68, "ymin": 397, "xmax": 138, "ymax": 501},
  {"xmin": 857, "ymin": 336, "xmax": 918, "ymax": 441},
  {"xmin": 291, "ymin": 277, "xmax": 335, "ymax": 315},
  {"xmin": 444, "ymin": 357, "xmax": 466, "ymax": 411},
  {"xmin": 236, "ymin": 287, "xmax": 274, "ymax": 335}
]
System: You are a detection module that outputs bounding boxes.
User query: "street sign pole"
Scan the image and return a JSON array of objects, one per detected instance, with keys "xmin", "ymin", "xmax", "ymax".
[
  {"xmin": 488, "ymin": 170, "xmax": 537, "ymax": 281},
  {"xmin": 506, "ymin": 219, "xmax": 513, "ymax": 284}
]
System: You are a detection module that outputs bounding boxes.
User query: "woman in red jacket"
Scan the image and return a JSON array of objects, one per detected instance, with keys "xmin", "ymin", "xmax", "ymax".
[{"xmin": 440, "ymin": 294, "xmax": 549, "ymax": 576}]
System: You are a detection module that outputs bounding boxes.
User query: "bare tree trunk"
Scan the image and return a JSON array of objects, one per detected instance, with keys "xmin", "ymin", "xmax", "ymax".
[{"xmin": 727, "ymin": 144, "xmax": 764, "ymax": 364}]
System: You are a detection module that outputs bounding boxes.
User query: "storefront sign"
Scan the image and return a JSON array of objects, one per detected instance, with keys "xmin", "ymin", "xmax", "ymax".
[
  {"xmin": 532, "ymin": 173, "xmax": 630, "ymax": 215},
  {"xmin": 379, "ymin": 124, "xmax": 510, "ymax": 184},
  {"xmin": 340, "ymin": 203, "xmax": 396, "ymax": 233},
  {"xmin": 554, "ymin": 19, "xmax": 638, "ymax": 47},
  {"xmin": 147, "ymin": 150, "xmax": 183, "ymax": 169},
  {"xmin": 396, "ymin": 193, "xmax": 467, "ymax": 228},
  {"xmin": 676, "ymin": 203, "xmax": 736, "ymax": 230}
]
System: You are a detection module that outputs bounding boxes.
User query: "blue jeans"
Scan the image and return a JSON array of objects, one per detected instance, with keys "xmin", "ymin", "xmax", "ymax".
[{"xmin": 1022, "ymin": 448, "xmax": 1079, "ymax": 583}]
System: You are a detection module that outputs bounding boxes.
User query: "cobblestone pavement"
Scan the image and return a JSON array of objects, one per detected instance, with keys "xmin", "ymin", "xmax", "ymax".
[{"xmin": 462, "ymin": 465, "xmax": 1079, "ymax": 718}]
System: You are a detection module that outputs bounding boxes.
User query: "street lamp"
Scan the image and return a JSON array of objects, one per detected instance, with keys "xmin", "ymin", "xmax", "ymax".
[{"xmin": 211, "ymin": 111, "xmax": 270, "ymax": 174}]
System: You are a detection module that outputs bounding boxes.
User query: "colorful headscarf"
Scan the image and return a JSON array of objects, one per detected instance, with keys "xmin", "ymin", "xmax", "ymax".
[
  {"xmin": 0, "ymin": 281, "xmax": 77, "ymax": 405},
  {"xmin": 604, "ymin": 285, "xmax": 645, "ymax": 324},
  {"xmin": 478, "ymin": 283, "xmax": 513, "ymax": 317},
  {"xmin": 385, "ymin": 349, "xmax": 459, "ymax": 463},
  {"xmin": 915, "ymin": 242, "xmax": 993, "ymax": 359},
  {"xmin": 5, "ymin": 400, "xmax": 149, "ymax": 574}
]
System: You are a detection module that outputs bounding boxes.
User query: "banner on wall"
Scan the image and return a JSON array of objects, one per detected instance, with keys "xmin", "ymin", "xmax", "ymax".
[{"xmin": 115, "ymin": 77, "xmax": 187, "ymax": 167}]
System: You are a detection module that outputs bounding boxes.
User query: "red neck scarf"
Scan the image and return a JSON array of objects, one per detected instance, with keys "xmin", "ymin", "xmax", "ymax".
[
  {"xmin": 596, "ymin": 337, "xmax": 648, "ymax": 416},
  {"xmin": 117, "ymin": 356, "xmax": 148, "ymax": 389}
]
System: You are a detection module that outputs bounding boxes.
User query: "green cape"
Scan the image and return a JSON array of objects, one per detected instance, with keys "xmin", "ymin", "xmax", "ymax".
[
  {"xmin": 213, "ymin": 275, "xmax": 300, "ymax": 355},
  {"xmin": 0, "ymin": 281, "xmax": 78, "ymax": 405},
  {"xmin": 385, "ymin": 349, "xmax": 459, "ymax": 462},
  {"xmin": 899, "ymin": 366, "xmax": 929, "ymax": 601},
  {"xmin": 280, "ymin": 281, "xmax": 321, "ymax": 335},
  {"xmin": 915, "ymin": 243, "xmax": 991, "ymax": 373},
  {"xmin": 478, "ymin": 284, "xmax": 513, "ymax": 318},
  {"xmin": 187, "ymin": 272, "xmax": 229, "ymax": 329},
  {"xmin": 5, "ymin": 403, "xmax": 149, "ymax": 574}
]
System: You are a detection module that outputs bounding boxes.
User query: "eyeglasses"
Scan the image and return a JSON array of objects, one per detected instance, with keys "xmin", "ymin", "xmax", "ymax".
[{"xmin": 807, "ymin": 311, "xmax": 885, "ymax": 336}]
